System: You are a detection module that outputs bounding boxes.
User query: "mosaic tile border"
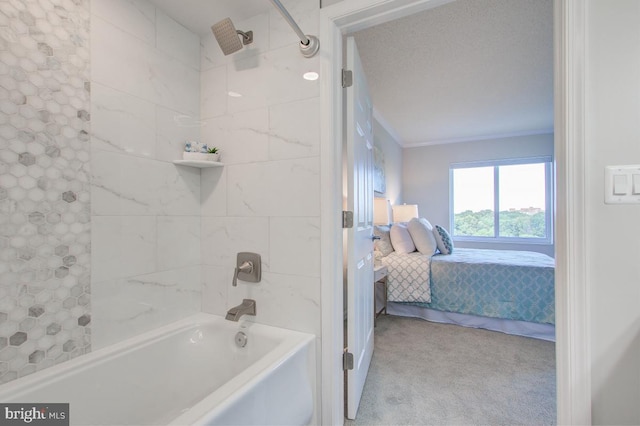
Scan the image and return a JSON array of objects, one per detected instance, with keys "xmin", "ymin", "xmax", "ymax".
[{"xmin": 0, "ymin": 0, "xmax": 91, "ymax": 384}]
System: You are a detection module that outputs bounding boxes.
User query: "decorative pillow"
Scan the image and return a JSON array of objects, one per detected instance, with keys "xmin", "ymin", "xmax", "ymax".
[
  {"xmin": 433, "ymin": 225, "xmax": 454, "ymax": 254},
  {"xmin": 389, "ymin": 223, "xmax": 415, "ymax": 254},
  {"xmin": 407, "ymin": 217, "xmax": 438, "ymax": 255},
  {"xmin": 373, "ymin": 225, "xmax": 394, "ymax": 257}
]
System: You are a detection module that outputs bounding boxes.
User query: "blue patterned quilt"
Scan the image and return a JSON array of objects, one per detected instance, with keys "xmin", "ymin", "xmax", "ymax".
[{"xmin": 388, "ymin": 248, "xmax": 555, "ymax": 324}]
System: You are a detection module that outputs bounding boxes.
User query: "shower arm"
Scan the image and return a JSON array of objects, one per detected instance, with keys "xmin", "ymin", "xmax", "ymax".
[
  {"xmin": 236, "ymin": 29, "xmax": 253, "ymax": 43},
  {"xmin": 268, "ymin": 0, "xmax": 319, "ymax": 58}
]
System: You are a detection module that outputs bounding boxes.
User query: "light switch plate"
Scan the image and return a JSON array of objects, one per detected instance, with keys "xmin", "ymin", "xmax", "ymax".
[{"xmin": 605, "ymin": 165, "xmax": 640, "ymax": 204}]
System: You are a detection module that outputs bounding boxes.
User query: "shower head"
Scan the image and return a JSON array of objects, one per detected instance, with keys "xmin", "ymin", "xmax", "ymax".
[{"xmin": 211, "ymin": 18, "xmax": 253, "ymax": 56}]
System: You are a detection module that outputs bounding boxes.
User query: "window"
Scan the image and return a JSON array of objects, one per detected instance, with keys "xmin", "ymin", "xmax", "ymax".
[{"xmin": 450, "ymin": 157, "xmax": 553, "ymax": 242}]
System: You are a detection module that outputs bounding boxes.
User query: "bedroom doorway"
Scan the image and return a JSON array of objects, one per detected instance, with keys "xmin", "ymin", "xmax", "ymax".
[{"xmin": 318, "ymin": 0, "xmax": 590, "ymax": 424}]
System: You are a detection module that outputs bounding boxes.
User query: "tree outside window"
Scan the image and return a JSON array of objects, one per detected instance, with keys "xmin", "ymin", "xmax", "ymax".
[{"xmin": 451, "ymin": 158, "xmax": 552, "ymax": 242}]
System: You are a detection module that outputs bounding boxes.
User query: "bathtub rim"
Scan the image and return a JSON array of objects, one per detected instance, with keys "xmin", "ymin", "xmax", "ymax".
[{"xmin": 0, "ymin": 312, "xmax": 316, "ymax": 422}]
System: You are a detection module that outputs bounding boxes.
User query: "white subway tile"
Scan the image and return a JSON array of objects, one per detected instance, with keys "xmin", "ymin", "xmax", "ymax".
[
  {"xmin": 201, "ymin": 217, "xmax": 269, "ymax": 269},
  {"xmin": 91, "ymin": 216, "xmax": 157, "ymax": 283},
  {"xmin": 91, "ymin": 83, "xmax": 156, "ymax": 159},
  {"xmin": 200, "ymin": 65, "xmax": 227, "ymax": 119},
  {"xmin": 153, "ymin": 266, "xmax": 201, "ymax": 320},
  {"xmin": 156, "ymin": 106, "xmax": 201, "ymax": 163},
  {"xmin": 91, "ymin": 150, "xmax": 121, "ymax": 216},
  {"xmin": 225, "ymin": 56, "xmax": 270, "ymax": 113},
  {"xmin": 200, "ymin": 34, "xmax": 227, "ymax": 71},
  {"xmin": 124, "ymin": 157, "xmax": 200, "ymax": 215},
  {"xmin": 227, "ymin": 272, "xmax": 320, "ymax": 335},
  {"xmin": 91, "ymin": 0, "xmax": 155, "ymax": 45},
  {"xmin": 269, "ymin": 97, "xmax": 320, "ymax": 160},
  {"xmin": 226, "ymin": 158, "xmax": 320, "ymax": 217},
  {"xmin": 201, "ymin": 108, "xmax": 269, "ymax": 165},
  {"xmin": 91, "ymin": 16, "xmax": 152, "ymax": 97},
  {"xmin": 270, "ymin": 217, "xmax": 320, "ymax": 277},
  {"xmin": 227, "ymin": 45, "xmax": 319, "ymax": 114},
  {"xmin": 92, "ymin": 154, "xmax": 200, "ymax": 216},
  {"xmin": 200, "ymin": 166, "xmax": 227, "ymax": 217},
  {"xmin": 147, "ymin": 48, "xmax": 200, "ymax": 116},
  {"xmin": 92, "ymin": 16, "xmax": 199, "ymax": 115},
  {"xmin": 157, "ymin": 216, "xmax": 201, "ymax": 270},
  {"xmin": 156, "ymin": 9, "xmax": 200, "ymax": 69},
  {"xmin": 92, "ymin": 266, "xmax": 201, "ymax": 349},
  {"xmin": 201, "ymin": 265, "xmax": 230, "ymax": 316}
]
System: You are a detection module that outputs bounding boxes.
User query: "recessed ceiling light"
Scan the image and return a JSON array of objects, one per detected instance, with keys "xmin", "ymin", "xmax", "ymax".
[
  {"xmin": 303, "ymin": 71, "xmax": 319, "ymax": 81},
  {"xmin": 228, "ymin": 91, "xmax": 243, "ymax": 97}
]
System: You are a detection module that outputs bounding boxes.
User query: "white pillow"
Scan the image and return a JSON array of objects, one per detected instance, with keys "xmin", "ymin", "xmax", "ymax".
[
  {"xmin": 415, "ymin": 217, "xmax": 433, "ymax": 230},
  {"xmin": 407, "ymin": 217, "xmax": 438, "ymax": 255},
  {"xmin": 389, "ymin": 223, "xmax": 415, "ymax": 254},
  {"xmin": 374, "ymin": 225, "xmax": 394, "ymax": 257}
]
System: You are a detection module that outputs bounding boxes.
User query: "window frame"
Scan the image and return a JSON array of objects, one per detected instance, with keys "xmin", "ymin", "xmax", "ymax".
[{"xmin": 449, "ymin": 156, "xmax": 554, "ymax": 245}]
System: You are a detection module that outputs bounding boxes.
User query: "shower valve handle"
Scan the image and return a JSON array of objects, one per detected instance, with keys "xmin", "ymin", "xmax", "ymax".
[{"xmin": 232, "ymin": 261, "xmax": 253, "ymax": 287}]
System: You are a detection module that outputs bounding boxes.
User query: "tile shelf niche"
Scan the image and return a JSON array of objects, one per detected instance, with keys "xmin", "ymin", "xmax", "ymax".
[{"xmin": 173, "ymin": 160, "xmax": 224, "ymax": 168}]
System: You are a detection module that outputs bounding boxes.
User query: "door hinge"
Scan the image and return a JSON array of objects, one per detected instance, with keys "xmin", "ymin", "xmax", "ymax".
[
  {"xmin": 342, "ymin": 69, "xmax": 353, "ymax": 88},
  {"xmin": 343, "ymin": 349, "xmax": 354, "ymax": 370},
  {"xmin": 342, "ymin": 211, "xmax": 353, "ymax": 228}
]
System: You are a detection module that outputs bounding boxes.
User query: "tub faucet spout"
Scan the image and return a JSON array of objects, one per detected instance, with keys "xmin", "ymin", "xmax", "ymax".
[{"xmin": 225, "ymin": 299, "xmax": 256, "ymax": 321}]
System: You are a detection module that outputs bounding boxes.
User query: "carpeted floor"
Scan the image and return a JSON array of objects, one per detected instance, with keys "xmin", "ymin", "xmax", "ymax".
[{"xmin": 345, "ymin": 315, "xmax": 556, "ymax": 425}]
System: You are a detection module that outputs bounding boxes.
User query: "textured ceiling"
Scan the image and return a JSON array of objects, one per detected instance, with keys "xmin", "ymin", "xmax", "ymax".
[
  {"xmin": 147, "ymin": 0, "xmax": 554, "ymax": 148},
  {"xmin": 353, "ymin": 0, "xmax": 554, "ymax": 146}
]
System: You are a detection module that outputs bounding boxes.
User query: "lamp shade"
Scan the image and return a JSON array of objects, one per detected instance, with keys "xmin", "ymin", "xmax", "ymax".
[
  {"xmin": 373, "ymin": 198, "xmax": 391, "ymax": 225},
  {"xmin": 392, "ymin": 204, "xmax": 419, "ymax": 223}
]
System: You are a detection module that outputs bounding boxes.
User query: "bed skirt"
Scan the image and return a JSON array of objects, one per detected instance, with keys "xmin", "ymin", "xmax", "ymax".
[{"xmin": 386, "ymin": 301, "xmax": 555, "ymax": 342}]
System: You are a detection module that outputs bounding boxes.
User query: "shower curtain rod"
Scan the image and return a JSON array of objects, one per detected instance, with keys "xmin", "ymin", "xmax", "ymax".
[
  {"xmin": 269, "ymin": 0, "xmax": 308, "ymax": 44},
  {"xmin": 268, "ymin": 0, "xmax": 319, "ymax": 58}
]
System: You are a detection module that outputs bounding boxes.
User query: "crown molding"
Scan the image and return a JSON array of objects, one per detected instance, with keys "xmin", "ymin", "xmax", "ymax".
[{"xmin": 403, "ymin": 129, "xmax": 555, "ymax": 148}]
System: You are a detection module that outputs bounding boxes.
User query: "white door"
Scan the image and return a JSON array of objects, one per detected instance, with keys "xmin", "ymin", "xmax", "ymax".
[{"xmin": 345, "ymin": 36, "xmax": 375, "ymax": 420}]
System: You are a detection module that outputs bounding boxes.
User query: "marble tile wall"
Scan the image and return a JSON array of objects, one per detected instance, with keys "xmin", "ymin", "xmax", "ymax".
[
  {"xmin": 1, "ymin": 0, "xmax": 321, "ymax": 388},
  {"xmin": 199, "ymin": 0, "xmax": 322, "ymax": 338},
  {"xmin": 0, "ymin": 0, "xmax": 91, "ymax": 384},
  {"xmin": 90, "ymin": 0, "xmax": 202, "ymax": 350}
]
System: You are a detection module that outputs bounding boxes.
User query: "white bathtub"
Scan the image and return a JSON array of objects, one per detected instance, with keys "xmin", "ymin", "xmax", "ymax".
[{"xmin": 0, "ymin": 313, "xmax": 316, "ymax": 425}]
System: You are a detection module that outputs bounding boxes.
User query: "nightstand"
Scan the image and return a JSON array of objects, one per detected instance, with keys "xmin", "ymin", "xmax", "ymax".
[{"xmin": 373, "ymin": 264, "xmax": 388, "ymax": 326}]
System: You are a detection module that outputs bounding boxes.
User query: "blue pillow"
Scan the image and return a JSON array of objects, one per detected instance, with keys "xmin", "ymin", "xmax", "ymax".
[{"xmin": 433, "ymin": 225, "xmax": 454, "ymax": 254}]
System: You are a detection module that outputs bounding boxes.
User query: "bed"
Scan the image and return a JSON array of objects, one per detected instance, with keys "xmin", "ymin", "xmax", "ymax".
[{"xmin": 377, "ymin": 229, "xmax": 556, "ymax": 340}]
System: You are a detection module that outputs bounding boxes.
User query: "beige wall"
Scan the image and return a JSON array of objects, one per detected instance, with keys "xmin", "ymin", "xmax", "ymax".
[
  {"xmin": 373, "ymin": 118, "xmax": 403, "ymax": 205},
  {"xmin": 402, "ymin": 133, "xmax": 555, "ymax": 256},
  {"xmin": 586, "ymin": 1, "xmax": 640, "ymax": 423}
]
